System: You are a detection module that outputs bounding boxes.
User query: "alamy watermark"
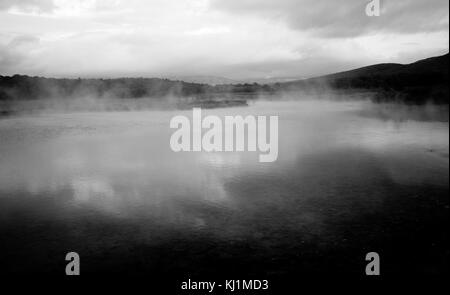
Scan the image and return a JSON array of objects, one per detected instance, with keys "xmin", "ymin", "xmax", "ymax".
[
  {"xmin": 366, "ymin": 0, "xmax": 381, "ymax": 17},
  {"xmin": 65, "ymin": 252, "xmax": 80, "ymax": 275},
  {"xmin": 170, "ymin": 108, "xmax": 279, "ymax": 163},
  {"xmin": 365, "ymin": 252, "xmax": 380, "ymax": 276}
]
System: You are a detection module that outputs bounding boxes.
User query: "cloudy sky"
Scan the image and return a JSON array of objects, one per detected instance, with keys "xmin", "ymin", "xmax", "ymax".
[{"xmin": 0, "ymin": 0, "xmax": 448, "ymax": 79}]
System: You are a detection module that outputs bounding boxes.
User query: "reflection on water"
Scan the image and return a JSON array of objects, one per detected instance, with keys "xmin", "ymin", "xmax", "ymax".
[{"xmin": 0, "ymin": 100, "xmax": 448, "ymax": 275}]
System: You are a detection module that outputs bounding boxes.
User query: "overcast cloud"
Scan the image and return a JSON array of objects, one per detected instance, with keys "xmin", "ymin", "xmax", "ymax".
[
  {"xmin": 0, "ymin": 0, "xmax": 448, "ymax": 79},
  {"xmin": 211, "ymin": 0, "xmax": 449, "ymax": 37}
]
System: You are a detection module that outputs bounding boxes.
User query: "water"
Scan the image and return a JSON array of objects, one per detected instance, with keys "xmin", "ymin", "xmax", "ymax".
[{"xmin": 0, "ymin": 100, "xmax": 448, "ymax": 276}]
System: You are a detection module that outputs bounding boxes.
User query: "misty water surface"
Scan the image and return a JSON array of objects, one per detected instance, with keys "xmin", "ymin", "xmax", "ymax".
[{"xmin": 0, "ymin": 100, "xmax": 448, "ymax": 275}]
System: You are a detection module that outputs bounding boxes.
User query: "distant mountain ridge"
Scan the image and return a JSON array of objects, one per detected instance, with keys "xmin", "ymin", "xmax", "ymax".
[
  {"xmin": 0, "ymin": 53, "xmax": 448, "ymax": 104},
  {"xmin": 319, "ymin": 54, "xmax": 449, "ymax": 80},
  {"xmin": 282, "ymin": 53, "xmax": 449, "ymax": 104},
  {"xmin": 165, "ymin": 75, "xmax": 301, "ymax": 85},
  {"xmin": 164, "ymin": 75, "xmax": 239, "ymax": 86}
]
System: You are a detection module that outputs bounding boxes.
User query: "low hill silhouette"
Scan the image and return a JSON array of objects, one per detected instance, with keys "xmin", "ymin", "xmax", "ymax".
[
  {"xmin": 1, "ymin": 54, "xmax": 448, "ymax": 105},
  {"xmin": 282, "ymin": 53, "xmax": 449, "ymax": 104}
]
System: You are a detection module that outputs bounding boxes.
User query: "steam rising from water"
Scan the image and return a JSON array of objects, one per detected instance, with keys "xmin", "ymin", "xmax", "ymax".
[{"xmin": 1, "ymin": 90, "xmax": 449, "ymax": 124}]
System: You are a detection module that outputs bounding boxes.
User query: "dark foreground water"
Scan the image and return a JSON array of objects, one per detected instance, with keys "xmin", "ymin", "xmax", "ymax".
[{"xmin": 0, "ymin": 100, "xmax": 448, "ymax": 278}]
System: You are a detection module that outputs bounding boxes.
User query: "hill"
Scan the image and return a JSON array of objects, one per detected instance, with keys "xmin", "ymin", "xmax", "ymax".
[
  {"xmin": 1, "ymin": 54, "xmax": 448, "ymax": 105},
  {"xmin": 282, "ymin": 54, "xmax": 449, "ymax": 104}
]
